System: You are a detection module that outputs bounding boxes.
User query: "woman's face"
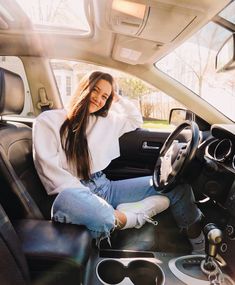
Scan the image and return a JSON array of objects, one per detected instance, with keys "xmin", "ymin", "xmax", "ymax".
[{"xmin": 89, "ymin": 79, "xmax": 112, "ymax": 113}]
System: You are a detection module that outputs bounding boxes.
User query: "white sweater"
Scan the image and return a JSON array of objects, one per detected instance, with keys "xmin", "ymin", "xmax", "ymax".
[{"xmin": 33, "ymin": 97, "xmax": 143, "ymax": 195}]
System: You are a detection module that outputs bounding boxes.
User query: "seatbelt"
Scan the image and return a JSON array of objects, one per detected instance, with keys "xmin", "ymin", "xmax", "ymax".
[{"xmin": 37, "ymin": 87, "xmax": 53, "ymax": 112}]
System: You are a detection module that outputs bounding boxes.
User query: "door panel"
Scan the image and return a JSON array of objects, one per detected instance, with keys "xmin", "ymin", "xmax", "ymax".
[{"xmin": 104, "ymin": 128, "xmax": 171, "ymax": 180}]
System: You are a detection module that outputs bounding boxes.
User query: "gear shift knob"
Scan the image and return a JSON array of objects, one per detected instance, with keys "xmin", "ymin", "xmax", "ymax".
[
  {"xmin": 202, "ymin": 223, "xmax": 223, "ymax": 272},
  {"xmin": 203, "ymin": 223, "xmax": 223, "ymax": 258}
]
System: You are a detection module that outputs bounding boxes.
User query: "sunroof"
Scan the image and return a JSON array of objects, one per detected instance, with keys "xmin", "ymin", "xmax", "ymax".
[{"xmin": 15, "ymin": 0, "xmax": 91, "ymax": 34}]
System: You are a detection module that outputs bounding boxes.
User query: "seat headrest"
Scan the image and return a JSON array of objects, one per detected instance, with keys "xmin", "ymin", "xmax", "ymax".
[{"xmin": 0, "ymin": 68, "xmax": 24, "ymax": 115}]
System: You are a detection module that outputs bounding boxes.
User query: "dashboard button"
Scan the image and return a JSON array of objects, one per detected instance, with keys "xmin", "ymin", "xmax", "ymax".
[{"xmin": 220, "ymin": 243, "xmax": 227, "ymax": 253}]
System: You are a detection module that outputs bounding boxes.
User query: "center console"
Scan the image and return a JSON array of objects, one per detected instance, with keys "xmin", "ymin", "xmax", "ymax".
[
  {"xmin": 84, "ymin": 223, "xmax": 235, "ymax": 285},
  {"xmin": 96, "ymin": 258, "xmax": 164, "ymax": 284},
  {"xmin": 84, "ymin": 250, "xmax": 235, "ymax": 285},
  {"xmin": 84, "ymin": 250, "xmax": 187, "ymax": 285}
]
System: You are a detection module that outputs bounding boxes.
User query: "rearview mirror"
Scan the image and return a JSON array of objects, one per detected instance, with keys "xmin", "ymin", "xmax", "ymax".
[{"xmin": 215, "ymin": 34, "xmax": 235, "ymax": 72}]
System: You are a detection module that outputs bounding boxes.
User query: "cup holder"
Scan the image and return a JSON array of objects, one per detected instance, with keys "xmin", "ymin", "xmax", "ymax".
[
  {"xmin": 96, "ymin": 259, "xmax": 165, "ymax": 285},
  {"xmin": 128, "ymin": 260, "xmax": 164, "ymax": 285},
  {"xmin": 97, "ymin": 260, "xmax": 125, "ymax": 284}
]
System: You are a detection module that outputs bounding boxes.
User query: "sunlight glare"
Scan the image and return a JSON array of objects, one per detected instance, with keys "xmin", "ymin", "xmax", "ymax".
[{"xmin": 16, "ymin": 0, "xmax": 90, "ymax": 32}]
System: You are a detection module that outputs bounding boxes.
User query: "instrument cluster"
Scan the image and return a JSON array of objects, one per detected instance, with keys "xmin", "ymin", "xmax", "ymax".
[{"xmin": 205, "ymin": 138, "xmax": 235, "ymax": 172}]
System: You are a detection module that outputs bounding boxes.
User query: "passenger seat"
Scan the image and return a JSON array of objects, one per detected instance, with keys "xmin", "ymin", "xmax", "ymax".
[
  {"xmin": 0, "ymin": 203, "xmax": 30, "ymax": 285},
  {"xmin": 0, "ymin": 67, "xmax": 54, "ymax": 220},
  {"xmin": 0, "ymin": 67, "xmax": 92, "ymax": 284}
]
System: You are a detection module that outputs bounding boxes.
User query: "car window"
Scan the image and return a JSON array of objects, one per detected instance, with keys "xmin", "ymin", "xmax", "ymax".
[
  {"xmin": 0, "ymin": 56, "xmax": 34, "ymax": 117},
  {"xmin": 155, "ymin": 1, "xmax": 235, "ymax": 122},
  {"xmin": 51, "ymin": 59, "xmax": 184, "ymax": 131}
]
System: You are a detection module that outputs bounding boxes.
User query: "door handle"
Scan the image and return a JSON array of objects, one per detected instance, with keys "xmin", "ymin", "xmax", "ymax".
[{"xmin": 142, "ymin": 141, "xmax": 160, "ymax": 150}]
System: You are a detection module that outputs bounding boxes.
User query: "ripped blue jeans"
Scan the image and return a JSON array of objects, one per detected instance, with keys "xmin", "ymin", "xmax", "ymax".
[{"xmin": 51, "ymin": 172, "xmax": 202, "ymax": 242}]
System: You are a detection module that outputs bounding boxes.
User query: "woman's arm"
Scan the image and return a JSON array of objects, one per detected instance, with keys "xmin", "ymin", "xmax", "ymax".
[
  {"xmin": 33, "ymin": 113, "xmax": 89, "ymax": 196},
  {"xmin": 110, "ymin": 95, "xmax": 143, "ymax": 137}
]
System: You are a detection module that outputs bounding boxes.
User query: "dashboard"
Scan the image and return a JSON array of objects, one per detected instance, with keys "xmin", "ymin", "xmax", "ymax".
[
  {"xmin": 191, "ymin": 124, "xmax": 235, "ymax": 213},
  {"xmin": 197, "ymin": 124, "xmax": 235, "ymax": 268},
  {"xmin": 204, "ymin": 124, "xmax": 235, "ymax": 213},
  {"xmin": 205, "ymin": 124, "xmax": 235, "ymax": 175}
]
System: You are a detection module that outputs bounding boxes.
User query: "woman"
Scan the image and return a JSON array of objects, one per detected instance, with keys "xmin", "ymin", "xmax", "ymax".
[{"xmin": 33, "ymin": 71, "xmax": 204, "ymax": 252}]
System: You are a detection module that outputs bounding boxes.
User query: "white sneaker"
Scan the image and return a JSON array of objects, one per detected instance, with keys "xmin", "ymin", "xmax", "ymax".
[{"xmin": 116, "ymin": 195, "xmax": 170, "ymax": 229}]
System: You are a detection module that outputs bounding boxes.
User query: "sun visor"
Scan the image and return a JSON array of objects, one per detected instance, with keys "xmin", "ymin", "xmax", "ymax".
[{"xmin": 138, "ymin": 3, "xmax": 197, "ymax": 43}]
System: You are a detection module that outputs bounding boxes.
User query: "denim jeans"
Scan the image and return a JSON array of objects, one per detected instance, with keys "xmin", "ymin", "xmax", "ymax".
[{"xmin": 51, "ymin": 172, "xmax": 202, "ymax": 241}]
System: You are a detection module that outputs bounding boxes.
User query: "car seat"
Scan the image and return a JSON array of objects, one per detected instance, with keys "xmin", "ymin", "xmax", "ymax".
[{"xmin": 0, "ymin": 67, "xmax": 55, "ymax": 219}]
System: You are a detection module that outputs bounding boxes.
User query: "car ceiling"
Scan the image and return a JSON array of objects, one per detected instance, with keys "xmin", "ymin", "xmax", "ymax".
[
  {"xmin": 0, "ymin": 0, "xmax": 231, "ymax": 65},
  {"xmin": 0, "ymin": 0, "xmax": 233, "ymax": 126}
]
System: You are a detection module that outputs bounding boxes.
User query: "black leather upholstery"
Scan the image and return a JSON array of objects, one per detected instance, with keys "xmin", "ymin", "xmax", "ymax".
[
  {"xmin": 0, "ymin": 202, "xmax": 92, "ymax": 285},
  {"xmin": 0, "ymin": 204, "xmax": 30, "ymax": 285},
  {"xmin": 0, "ymin": 122, "xmax": 54, "ymax": 219},
  {"xmin": 14, "ymin": 219, "xmax": 92, "ymax": 285},
  {"xmin": 0, "ymin": 68, "xmax": 24, "ymax": 115},
  {"xmin": 0, "ymin": 67, "xmax": 93, "ymax": 284},
  {"xmin": 0, "ymin": 67, "xmax": 54, "ymax": 219}
]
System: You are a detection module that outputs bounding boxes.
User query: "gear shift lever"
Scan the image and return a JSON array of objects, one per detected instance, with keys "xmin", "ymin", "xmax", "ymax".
[
  {"xmin": 169, "ymin": 223, "xmax": 234, "ymax": 284},
  {"xmin": 203, "ymin": 223, "xmax": 223, "ymax": 271}
]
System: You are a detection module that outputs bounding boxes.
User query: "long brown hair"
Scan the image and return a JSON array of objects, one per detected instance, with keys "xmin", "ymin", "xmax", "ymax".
[{"xmin": 60, "ymin": 71, "xmax": 114, "ymax": 180}]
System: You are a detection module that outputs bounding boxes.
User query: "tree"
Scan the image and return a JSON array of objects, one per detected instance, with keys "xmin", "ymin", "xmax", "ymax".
[
  {"xmin": 117, "ymin": 77, "xmax": 153, "ymax": 100},
  {"xmin": 174, "ymin": 24, "xmax": 222, "ymax": 96},
  {"xmin": 117, "ymin": 77, "xmax": 156, "ymax": 115},
  {"xmin": 27, "ymin": 0, "xmax": 68, "ymax": 23},
  {"xmin": 141, "ymin": 101, "xmax": 154, "ymax": 118},
  {"xmin": 23, "ymin": 0, "xmax": 87, "ymax": 30}
]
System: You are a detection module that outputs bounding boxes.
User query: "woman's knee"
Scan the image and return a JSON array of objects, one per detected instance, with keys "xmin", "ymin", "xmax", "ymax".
[
  {"xmin": 53, "ymin": 205, "xmax": 114, "ymax": 229},
  {"xmin": 52, "ymin": 188, "xmax": 91, "ymax": 210},
  {"xmin": 51, "ymin": 188, "xmax": 115, "ymax": 230}
]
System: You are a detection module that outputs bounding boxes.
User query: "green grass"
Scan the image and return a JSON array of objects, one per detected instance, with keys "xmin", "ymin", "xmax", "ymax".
[{"xmin": 142, "ymin": 119, "xmax": 173, "ymax": 130}]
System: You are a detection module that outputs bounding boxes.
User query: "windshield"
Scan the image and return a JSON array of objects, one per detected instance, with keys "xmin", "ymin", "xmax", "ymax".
[{"xmin": 156, "ymin": 1, "xmax": 235, "ymax": 122}]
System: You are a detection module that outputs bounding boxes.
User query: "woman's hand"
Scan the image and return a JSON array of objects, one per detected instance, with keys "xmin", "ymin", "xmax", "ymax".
[{"xmin": 113, "ymin": 92, "xmax": 120, "ymax": 102}]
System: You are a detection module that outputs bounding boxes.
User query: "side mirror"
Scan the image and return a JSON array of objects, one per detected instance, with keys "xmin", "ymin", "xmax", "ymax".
[
  {"xmin": 215, "ymin": 34, "xmax": 235, "ymax": 72},
  {"xmin": 169, "ymin": 108, "xmax": 193, "ymax": 126}
]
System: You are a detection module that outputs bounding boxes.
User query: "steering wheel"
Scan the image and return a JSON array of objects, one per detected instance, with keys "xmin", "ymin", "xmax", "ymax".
[{"xmin": 153, "ymin": 121, "xmax": 200, "ymax": 193}]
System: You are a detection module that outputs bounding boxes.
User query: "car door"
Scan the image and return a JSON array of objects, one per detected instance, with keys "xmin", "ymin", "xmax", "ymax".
[
  {"xmin": 105, "ymin": 111, "xmax": 211, "ymax": 181},
  {"xmin": 104, "ymin": 128, "xmax": 171, "ymax": 180}
]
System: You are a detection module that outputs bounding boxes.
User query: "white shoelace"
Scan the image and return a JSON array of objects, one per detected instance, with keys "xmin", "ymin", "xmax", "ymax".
[{"xmin": 143, "ymin": 214, "xmax": 158, "ymax": 226}]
